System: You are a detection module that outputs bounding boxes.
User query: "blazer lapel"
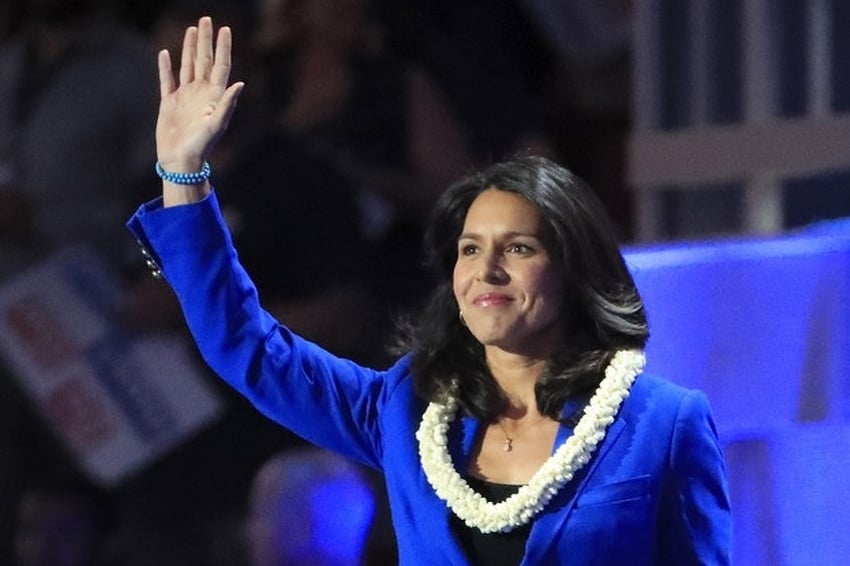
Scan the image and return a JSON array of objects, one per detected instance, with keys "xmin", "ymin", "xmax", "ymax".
[
  {"xmin": 442, "ymin": 409, "xmax": 628, "ymax": 565},
  {"xmin": 429, "ymin": 414, "xmax": 483, "ymax": 566},
  {"xmin": 455, "ymin": 414, "xmax": 483, "ymax": 472},
  {"xmin": 520, "ymin": 416, "xmax": 628, "ymax": 564}
]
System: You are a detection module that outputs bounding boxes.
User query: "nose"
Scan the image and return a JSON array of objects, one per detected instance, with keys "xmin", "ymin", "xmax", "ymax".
[{"xmin": 477, "ymin": 250, "xmax": 508, "ymax": 284}]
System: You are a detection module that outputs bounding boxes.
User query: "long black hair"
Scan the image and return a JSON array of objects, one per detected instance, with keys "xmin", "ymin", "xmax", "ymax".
[{"xmin": 399, "ymin": 155, "xmax": 648, "ymax": 421}]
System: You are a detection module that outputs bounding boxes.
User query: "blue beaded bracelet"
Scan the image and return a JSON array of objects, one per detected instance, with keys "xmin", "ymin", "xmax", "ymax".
[{"xmin": 155, "ymin": 161, "xmax": 211, "ymax": 185}]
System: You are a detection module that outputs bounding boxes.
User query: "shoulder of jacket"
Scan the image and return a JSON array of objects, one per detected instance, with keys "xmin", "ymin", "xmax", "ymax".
[{"xmin": 625, "ymin": 373, "xmax": 704, "ymax": 418}]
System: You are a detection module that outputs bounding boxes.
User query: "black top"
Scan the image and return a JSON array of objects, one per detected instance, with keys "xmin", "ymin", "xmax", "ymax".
[{"xmin": 450, "ymin": 476, "xmax": 531, "ymax": 566}]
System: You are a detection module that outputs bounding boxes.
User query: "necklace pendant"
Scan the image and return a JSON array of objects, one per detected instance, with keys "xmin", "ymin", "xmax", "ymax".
[{"xmin": 503, "ymin": 438, "xmax": 513, "ymax": 452}]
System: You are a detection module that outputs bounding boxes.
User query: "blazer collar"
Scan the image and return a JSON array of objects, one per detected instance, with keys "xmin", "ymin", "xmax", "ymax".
[{"xmin": 445, "ymin": 400, "xmax": 627, "ymax": 565}]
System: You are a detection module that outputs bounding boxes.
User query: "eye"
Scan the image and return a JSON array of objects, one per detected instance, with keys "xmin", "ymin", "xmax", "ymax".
[
  {"xmin": 459, "ymin": 243, "xmax": 478, "ymax": 256},
  {"xmin": 507, "ymin": 243, "xmax": 533, "ymax": 254}
]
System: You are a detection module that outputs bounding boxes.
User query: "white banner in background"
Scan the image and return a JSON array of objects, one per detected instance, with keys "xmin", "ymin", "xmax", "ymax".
[{"xmin": 0, "ymin": 246, "xmax": 222, "ymax": 487}]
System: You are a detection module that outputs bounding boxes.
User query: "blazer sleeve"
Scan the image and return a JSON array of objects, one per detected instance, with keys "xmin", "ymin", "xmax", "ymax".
[
  {"xmin": 126, "ymin": 192, "xmax": 402, "ymax": 470},
  {"xmin": 658, "ymin": 390, "xmax": 733, "ymax": 565}
]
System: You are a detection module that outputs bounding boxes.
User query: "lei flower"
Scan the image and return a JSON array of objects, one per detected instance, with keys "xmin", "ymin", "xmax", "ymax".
[{"xmin": 415, "ymin": 349, "xmax": 646, "ymax": 533}]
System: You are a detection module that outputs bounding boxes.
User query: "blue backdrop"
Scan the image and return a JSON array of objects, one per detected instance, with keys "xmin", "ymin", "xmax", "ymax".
[{"xmin": 625, "ymin": 219, "xmax": 850, "ymax": 565}]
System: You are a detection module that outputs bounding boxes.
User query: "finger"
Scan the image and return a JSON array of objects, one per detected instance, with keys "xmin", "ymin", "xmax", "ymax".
[
  {"xmin": 209, "ymin": 81, "xmax": 245, "ymax": 133},
  {"xmin": 210, "ymin": 26, "xmax": 232, "ymax": 88},
  {"xmin": 158, "ymin": 49, "xmax": 175, "ymax": 99},
  {"xmin": 179, "ymin": 26, "xmax": 198, "ymax": 85},
  {"xmin": 196, "ymin": 16, "xmax": 214, "ymax": 81}
]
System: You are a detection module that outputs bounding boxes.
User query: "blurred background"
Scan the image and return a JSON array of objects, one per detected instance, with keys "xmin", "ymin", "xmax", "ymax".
[{"xmin": 0, "ymin": 0, "xmax": 848, "ymax": 564}]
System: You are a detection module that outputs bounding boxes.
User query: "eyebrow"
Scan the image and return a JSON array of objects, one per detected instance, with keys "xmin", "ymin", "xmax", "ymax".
[{"xmin": 457, "ymin": 231, "xmax": 543, "ymax": 241}]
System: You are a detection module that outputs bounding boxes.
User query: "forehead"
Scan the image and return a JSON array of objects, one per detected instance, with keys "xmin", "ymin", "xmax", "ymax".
[{"xmin": 462, "ymin": 189, "xmax": 544, "ymax": 234}]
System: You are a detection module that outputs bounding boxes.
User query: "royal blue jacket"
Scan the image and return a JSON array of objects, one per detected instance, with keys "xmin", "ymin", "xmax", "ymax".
[{"xmin": 127, "ymin": 191, "xmax": 732, "ymax": 565}]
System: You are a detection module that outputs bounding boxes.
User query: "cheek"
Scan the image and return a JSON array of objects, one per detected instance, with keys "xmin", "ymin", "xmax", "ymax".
[{"xmin": 529, "ymin": 267, "xmax": 566, "ymax": 309}]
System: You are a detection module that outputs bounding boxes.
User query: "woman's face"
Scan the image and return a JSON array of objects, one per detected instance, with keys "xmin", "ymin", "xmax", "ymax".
[{"xmin": 453, "ymin": 189, "xmax": 566, "ymax": 356}]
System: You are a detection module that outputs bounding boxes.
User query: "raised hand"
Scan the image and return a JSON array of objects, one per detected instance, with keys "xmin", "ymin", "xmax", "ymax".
[{"xmin": 156, "ymin": 17, "xmax": 243, "ymax": 185}]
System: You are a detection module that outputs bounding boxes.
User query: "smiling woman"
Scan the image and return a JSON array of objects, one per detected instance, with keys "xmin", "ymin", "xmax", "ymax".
[
  {"xmin": 408, "ymin": 157, "xmax": 649, "ymax": 423},
  {"xmin": 126, "ymin": 17, "xmax": 732, "ymax": 565}
]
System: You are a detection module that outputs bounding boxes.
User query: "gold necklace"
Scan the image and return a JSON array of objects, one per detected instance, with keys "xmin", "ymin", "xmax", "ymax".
[{"xmin": 495, "ymin": 415, "xmax": 550, "ymax": 452}]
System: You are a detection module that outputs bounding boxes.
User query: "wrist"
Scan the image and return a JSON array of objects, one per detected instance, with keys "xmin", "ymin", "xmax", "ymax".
[
  {"xmin": 155, "ymin": 153, "xmax": 205, "ymax": 173},
  {"xmin": 155, "ymin": 161, "xmax": 212, "ymax": 185}
]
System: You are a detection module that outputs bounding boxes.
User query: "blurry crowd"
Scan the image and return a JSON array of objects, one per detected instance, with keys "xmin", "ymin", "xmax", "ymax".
[{"xmin": 0, "ymin": 0, "xmax": 633, "ymax": 564}]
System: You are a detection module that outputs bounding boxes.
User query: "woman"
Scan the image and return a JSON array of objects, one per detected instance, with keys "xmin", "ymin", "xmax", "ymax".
[{"xmin": 128, "ymin": 17, "xmax": 732, "ymax": 564}]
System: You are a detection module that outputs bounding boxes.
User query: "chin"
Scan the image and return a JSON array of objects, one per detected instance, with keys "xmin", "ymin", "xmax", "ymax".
[
  {"xmin": 470, "ymin": 324, "xmax": 562, "ymax": 356},
  {"xmin": 470, "ymin": 328, "xmax": 522, "ymax": 351},
  {"xmin": 467, "ymin": 321, "xmax": 508, "ymax": 343}
]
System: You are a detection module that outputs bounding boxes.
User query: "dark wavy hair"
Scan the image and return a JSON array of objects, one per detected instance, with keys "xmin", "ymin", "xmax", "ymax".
[{"xmin": 399, "ymin": 155, "xmax": 648, "ymax": 421}]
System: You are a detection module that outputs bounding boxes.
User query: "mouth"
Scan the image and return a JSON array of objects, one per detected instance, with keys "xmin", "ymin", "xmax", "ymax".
[{"xmin": 472, "ymin": 293, "xmax": 513, "ymax": 307}]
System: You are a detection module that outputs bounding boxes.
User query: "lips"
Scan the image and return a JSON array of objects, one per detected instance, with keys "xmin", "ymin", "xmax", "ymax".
[{"xmin": 472, "ymin": 293, "xmax": 513, "ymax": 307}]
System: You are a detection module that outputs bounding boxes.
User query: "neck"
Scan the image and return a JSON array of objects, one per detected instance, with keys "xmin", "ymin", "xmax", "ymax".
[{"xmin": 484, "ymin": 347, "xmax": 548, "ymax": 417}]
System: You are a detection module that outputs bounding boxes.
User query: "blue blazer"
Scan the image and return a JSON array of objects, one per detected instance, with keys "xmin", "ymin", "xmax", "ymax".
[{"xmin": 127, "ymin": 192, "xmax": 732, "ymax": 565}]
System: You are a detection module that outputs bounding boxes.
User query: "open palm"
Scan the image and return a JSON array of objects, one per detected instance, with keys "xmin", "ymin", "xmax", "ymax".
[{"xmin": 156, "ymin": 16, "xmax": 243, "ymax": 172}]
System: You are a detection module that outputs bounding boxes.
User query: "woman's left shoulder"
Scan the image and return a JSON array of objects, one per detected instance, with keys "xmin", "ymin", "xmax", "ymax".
[
  {"xmin": 619, "ymin": 375, "xmax": 720, "ymax": 445},
  {"xmin": 627, "ymin": 373, "xmax": 711, "ymax": 415}
]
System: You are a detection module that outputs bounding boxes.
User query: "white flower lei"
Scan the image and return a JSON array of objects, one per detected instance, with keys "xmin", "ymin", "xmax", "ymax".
[{"xmin": 415, "ymin": 349, "xmax": 646, "ymax": 533}]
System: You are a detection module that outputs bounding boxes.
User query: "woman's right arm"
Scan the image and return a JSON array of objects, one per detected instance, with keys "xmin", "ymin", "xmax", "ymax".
[
  {"xmin": 128, "ymin": 193, "xmax": 394, "ymax": 468},
  {"xmin": 128, "ymin": 17, "xmax": 396, "ymax": 468},
  {"xmin": 155, "ymin": 16, "xmax": 243, "ymax": 207}
]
